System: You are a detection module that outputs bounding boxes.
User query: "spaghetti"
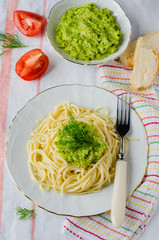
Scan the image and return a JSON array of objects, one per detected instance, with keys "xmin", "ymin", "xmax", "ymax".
[{"xmin": 27, "ymin": 102, "xmax": 124, "ymax": 194}]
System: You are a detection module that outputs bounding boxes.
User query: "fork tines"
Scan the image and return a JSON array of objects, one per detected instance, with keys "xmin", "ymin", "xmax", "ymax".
[{"xmin": 116, "ymin": 94, "xmax": 131, "ymax": 137}]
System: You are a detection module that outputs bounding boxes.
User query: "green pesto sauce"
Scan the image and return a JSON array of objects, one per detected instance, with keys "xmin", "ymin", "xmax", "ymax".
[
  {"xmin": 54, "ymin": 114, "xmax": 107, "ymax": 169},
  {"xmin": 55, "ymin": 3, "xmax": 122, "ymax": 62}
]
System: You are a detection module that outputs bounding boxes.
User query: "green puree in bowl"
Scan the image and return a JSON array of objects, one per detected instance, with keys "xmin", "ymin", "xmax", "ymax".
[
  {"xmin": 55, "ymin": 114, "xmax": 107, "ymax": 169},
  {"xmin": 55, "ymin": 3, "xmax": 122, "ymax": 62}
]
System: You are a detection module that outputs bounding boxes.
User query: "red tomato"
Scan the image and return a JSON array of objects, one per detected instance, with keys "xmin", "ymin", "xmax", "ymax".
[
  {"xmin": 15, "ymin": 49, "xmax": 49, "ymax": 81},
  {"xmin": 13, "ymin": 11, "xmax": 47, "ymax": 37}
]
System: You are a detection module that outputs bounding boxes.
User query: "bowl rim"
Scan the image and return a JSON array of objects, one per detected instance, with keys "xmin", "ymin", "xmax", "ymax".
[{"xmin": 46, "ymin": 0, "xmax": 132, "ymax": 66}]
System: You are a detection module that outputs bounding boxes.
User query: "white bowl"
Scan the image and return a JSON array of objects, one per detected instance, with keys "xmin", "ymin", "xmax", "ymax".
[{"xmin": 46, "ymin": 0, "xmax": 131, "ymax": 65}]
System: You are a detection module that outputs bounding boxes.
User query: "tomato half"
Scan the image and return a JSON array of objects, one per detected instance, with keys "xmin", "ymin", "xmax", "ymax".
[
  {"xmin": 13, "ymin": 11, "xmax": 47, "ymax": 37},
  {"xmin": 15, "ymin": 49, "xmax": 49, "ymax": 81}
]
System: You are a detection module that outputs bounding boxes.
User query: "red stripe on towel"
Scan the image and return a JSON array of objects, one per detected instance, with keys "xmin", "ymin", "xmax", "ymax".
[{"xmin": 0, "ymin": 0, "xmax": 19, "ymax": 233}]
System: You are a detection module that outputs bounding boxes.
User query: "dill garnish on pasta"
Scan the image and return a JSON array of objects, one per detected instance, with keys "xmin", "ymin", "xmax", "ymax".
[{"xmin": 55, "ymin": 113, "xmax": 107, "ymax": 169}]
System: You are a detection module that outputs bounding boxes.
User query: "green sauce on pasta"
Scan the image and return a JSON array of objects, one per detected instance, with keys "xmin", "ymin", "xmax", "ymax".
[
  {"xmin": 55, "ymin": 3, "xmax": 122, "ymax": 62},
  {"xmin": 55, "ymin": 114, "xmax": 107, "ymax": 169}
]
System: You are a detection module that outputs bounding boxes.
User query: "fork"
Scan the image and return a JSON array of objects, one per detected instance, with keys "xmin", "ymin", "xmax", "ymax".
[{"xmin": 111, "ymin": 94, "xmax": 131, "ymax": 228}]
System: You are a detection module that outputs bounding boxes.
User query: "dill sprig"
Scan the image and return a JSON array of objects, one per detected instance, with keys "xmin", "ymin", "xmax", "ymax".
[
  {"xmin": 55, "ymin": 113, "xmax": 98, "ymax": 149},
  {"xmin": 66, "ymin": 113, "xmax": 95, "ymax": 146},
  {"xmin": 16, "ymin": 207, "xmax": 36, "ymax": 220},
  {"xmin": 55, "ymin": 113, "xmax": 107, "ymax": 168},
  {"xmin": 0, "ymin": 33, "xmax": 28, "ymax": 56}
]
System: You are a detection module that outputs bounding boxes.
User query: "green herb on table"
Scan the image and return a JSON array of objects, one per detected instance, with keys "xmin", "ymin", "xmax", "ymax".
[
  {"xmin": 0, "ymin": 33, "xmax": 28, "ymax": 56},
  {"xmin": 16, "ymin": 206, "xmax": 36, "ymax": 220}
]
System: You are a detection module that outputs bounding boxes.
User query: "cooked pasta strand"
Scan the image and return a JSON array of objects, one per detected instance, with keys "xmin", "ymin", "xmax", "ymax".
[{"xmin": 28, "ymin": 102, "xmax": 127, "ymax": 194}]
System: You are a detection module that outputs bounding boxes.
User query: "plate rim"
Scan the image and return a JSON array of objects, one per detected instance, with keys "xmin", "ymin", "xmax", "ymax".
[{"xmin": 5, "ymin": 84, "xmax": 149, "ymax": 217}]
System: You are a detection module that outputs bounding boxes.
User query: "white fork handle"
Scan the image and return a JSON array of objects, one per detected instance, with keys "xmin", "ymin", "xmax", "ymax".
[{"xmin": 111, "ymin": 160, "xmax": 127, "ymax": 228}]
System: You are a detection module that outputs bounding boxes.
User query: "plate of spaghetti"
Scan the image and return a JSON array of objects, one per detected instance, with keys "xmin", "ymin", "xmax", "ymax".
[{"xmin": 5, "ymin": 85, "xmax": 148, "ymax": 216}]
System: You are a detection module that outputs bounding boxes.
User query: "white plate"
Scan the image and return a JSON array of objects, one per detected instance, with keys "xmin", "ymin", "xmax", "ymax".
[
  {"xmin": 46, "ymin": 0, "xmax": 131, "ymax": 65},
  {"xmin": 6, "ymin": 85, "xmax": 148, "ymax": 216}
]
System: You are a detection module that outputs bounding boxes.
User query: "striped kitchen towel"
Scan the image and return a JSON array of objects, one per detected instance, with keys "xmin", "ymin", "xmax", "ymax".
[{"xmin": 63, "ymin": 61, "xmax": 159, "ymax": 240}]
